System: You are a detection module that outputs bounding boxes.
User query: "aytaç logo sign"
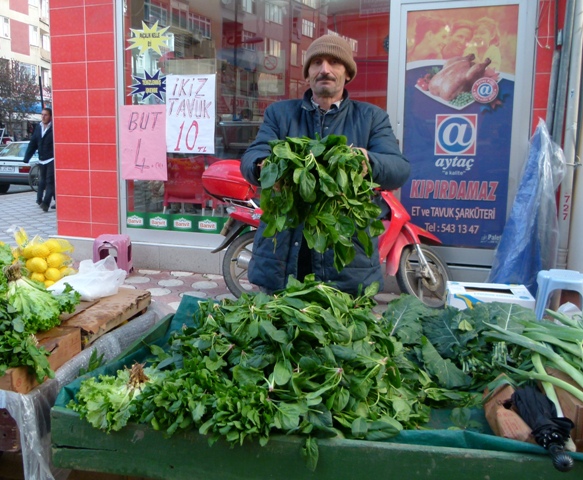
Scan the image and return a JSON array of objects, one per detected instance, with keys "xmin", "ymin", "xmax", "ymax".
[{"xmin": 435, "ymin": 114, "xmax": 477, "ymax": 156}]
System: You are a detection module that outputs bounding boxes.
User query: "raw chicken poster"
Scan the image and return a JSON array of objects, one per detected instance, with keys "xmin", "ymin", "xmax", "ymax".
[{"xmin": 401, "ymin": 5, "xmax": 518, "ymax": 248}]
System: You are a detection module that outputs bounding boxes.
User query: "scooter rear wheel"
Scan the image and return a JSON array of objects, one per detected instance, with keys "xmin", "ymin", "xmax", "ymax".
[
  {"xmin": 396, "ymin": 244, "xmax": 450, "ymax": 308},
  {"xmin": 222, "ymin": 230, "xmax": 260, "ymax": 298}
]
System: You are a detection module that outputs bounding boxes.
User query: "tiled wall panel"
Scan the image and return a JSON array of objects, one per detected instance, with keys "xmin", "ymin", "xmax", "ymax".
[{"xmin": 51, "ymin": 1, "xmax": 118, "ymax": 240}]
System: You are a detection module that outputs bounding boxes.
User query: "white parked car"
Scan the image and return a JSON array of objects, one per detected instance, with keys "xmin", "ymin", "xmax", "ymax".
[{"xmin": 0, "ymin": 141, "xmax": 39, "ymax": 194}]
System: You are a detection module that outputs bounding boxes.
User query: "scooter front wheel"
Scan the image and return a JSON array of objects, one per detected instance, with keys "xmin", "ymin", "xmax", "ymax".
[
  {"xmin": 222, "ymin": 230, "xmax": 260, "ymax": 298},
  {"xmin": 396, "ymin": 244, "xmax": 450, "ymax": 308}
]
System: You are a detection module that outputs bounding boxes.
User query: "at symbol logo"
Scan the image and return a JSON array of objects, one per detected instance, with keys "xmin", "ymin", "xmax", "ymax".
[{"xmin": 435, "ymin": 114, "xmax": 477, "ymax": 155}]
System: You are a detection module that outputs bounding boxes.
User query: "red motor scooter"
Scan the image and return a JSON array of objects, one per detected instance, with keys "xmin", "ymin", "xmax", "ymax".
[{"xmin": 202, "ymin": 160, "xmax": 450, "ymax": 307}]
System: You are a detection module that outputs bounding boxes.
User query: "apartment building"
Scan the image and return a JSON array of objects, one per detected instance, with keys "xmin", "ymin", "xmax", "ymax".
[{"xmin": 0, "ymin": 0, "xmax": 51, "ymax": 140}]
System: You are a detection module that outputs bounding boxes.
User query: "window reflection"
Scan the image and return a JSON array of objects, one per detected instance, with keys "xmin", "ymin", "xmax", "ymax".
[{"xmin": 124, "ymin": 0, "xmax": 391, "ymax": 224}]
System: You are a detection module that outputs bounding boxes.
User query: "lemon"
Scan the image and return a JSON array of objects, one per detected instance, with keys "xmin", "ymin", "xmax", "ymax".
[
  {"xmin": 31, "ymin": 244, "xmax": 51, "ymax": 258},
  {"xmin": 44, "ymin": 238, "xmax": 74, "ymax": 253},
  {"xmin": 44, "ymin": 267, "xmax": 63, "ymax": 282},
  {"xmin": 30, "ymin": 272, "xmax": 45, "ymax": 283},
  {"xmin": 47, "ymin": 252, "xmax": 67, "ymax": 268},
  {"xmin": 26, "ymin": 257, "xmax": 48, "ymax": 273},
  {"xmin": 21, "ymin": 244, "xmax": 34, "ymax": 259},
  {"xmin": 44, "ymin": 280, "xmax": 55, "ymax": 288},
  {"xmin": 59, "ymin": 266, "xmax": 76, "ymax": 277}
]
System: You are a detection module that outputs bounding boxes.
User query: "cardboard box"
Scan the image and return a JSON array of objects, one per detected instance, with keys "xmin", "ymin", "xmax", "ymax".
[
  {"xmin": 483, "ymin": 382, "xmax": 536, "ymax": 445},
  {"xmin": 446, "ymin": 281, "xmax": 535, "ymax": 310}
]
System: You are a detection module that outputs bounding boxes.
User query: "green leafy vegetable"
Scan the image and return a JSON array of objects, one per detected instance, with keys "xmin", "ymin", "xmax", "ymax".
[
  {"xmin": 384, "ymin": 296, "xmax": 530, "ymax": 391},
  {"xmin": 0, "ymin": 261, "xmax": 81, "ymax": 383},
  {"xmin": 69, "ymin": 277, "xmax": 475, "ymax": 471},
  {"xmin": 4, "ymin": 262, "xmax": 80, "ymax": 333},
  {"xmin": 259, "ymin": 135, "xmax": 384, "ymax": 271},
  {"xmin": 69, "ymin": 363, "xmax": 158, "ymax": 432}
]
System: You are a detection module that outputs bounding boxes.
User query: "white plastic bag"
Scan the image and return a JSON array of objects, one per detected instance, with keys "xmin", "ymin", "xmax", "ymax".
[{"xmin": 48, "ymin": 255, "xmax": 127, "ymax": 301}]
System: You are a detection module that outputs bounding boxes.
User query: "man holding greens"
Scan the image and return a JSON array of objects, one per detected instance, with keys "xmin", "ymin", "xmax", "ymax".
[{"xmin": 241, "ymin": 34, "xmax": 410, "ymax": 296}]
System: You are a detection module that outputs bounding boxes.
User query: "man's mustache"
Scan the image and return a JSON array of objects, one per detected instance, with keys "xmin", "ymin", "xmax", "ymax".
[{"xmin": 316, "ymin": 74, "xmax": 336, "ymax": 81}]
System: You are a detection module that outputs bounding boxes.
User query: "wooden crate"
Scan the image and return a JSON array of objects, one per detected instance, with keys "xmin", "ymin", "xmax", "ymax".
[
  {"xmin": 60, "ymin": 288, "xmax": 151, "ymax": 346},
  {"xmin": 0, "ymin": 288, "xmax": 151, "ymax": 395},
  {"xmin": 0, "ymin": 326, "xmax": 81, "ymax": 394}
]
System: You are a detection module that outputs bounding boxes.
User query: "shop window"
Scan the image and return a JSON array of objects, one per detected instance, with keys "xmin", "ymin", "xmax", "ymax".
[
  {"xmin": 145, "ymin": 0, "xmax": 168, "ymax": 26},
  {"xmin": 242, "ymin": 30, "xmax": 257, "ymax": 51},
  {"xmin": 189, "ymin": 13, "xmax": 211, "ymax": 38},
  {"xmin": 40, "ymin": 0, "xmax": 49, "ymax": 19},
  {"xmin": 291, "ymin": 6, "xmax": 302, "ymax": 42},
  {"xmin": 265, "ymin": 38, "xmax": 281, "ymax": 57},
  {"xmin": 1, "ymin": 17, "xmax": 9, "ymax": 39},
  {"xmin": 121, "ymin": 0, "xmax": 391, "ymax": 235},
  {"xmin": 290, "ymin": 42, "xmax": 298, "ymax": 66},
  {"xmin": 42, "ymin": 68, "xmax": 50, "ymax": 89},
  {"xmin": 172, "ymin": 2, "xmax": 189, "ymax": 30},
  {"xmin": 29, "ymin": 25, "xmax": 39, "ymax": 47},
  {"xmin": 20, "ymin": 63, "xmax": 37, "ymax": 79},
  {"xmin": 42, "ymin": 34, "xmax": 50, "ymax": 51},
  {"xmin": 302, "ymin": 19, "xmax": 315, "ymax": 38},
  {"xmin": 302, "ymin": 0, "xmax": 319, "ymax": 8},
  {"xmin": 265, "ymin": 2, "xmax": 283, "ymax": 24},
  {"xmin": 241, "ymin": 0, "xmax": 256, "ymax": 15}
]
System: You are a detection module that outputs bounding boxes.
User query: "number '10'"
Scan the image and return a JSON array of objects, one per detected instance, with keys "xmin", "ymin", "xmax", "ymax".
[{"xmin": 174, "ymin": 121, "xmax": 199, "ymax": 151}]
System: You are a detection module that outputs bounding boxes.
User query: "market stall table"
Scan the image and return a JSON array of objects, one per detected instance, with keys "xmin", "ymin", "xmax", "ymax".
[{"xmin": 50, "ymin": 296, "xmax": 583, "ymax": 480}]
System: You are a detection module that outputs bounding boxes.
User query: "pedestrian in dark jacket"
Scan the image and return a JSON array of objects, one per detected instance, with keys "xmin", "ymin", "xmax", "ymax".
[
  {"xmin": 240, "ymin": 34, "xmax": 410, "ymax": 295},
  {"xmin": 24, "ymin": 107, "xmax": 54, "ymax": 212}
]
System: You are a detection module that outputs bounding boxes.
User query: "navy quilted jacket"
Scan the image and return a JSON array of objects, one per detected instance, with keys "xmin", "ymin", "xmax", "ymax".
[{"xmin": 240, "ymin": 89, "xmax": 410, "ymax": 295}]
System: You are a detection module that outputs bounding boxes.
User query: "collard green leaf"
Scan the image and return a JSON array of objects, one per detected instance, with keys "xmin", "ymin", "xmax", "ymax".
[{"xmin": 420, "ymin": 337, "xmax": 471, "ymax": 389}]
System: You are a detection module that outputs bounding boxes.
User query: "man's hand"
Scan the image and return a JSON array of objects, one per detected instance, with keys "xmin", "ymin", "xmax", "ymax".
[{"xmin": 354, "ymin": 147, "xmax": 369, "ymax": 177}]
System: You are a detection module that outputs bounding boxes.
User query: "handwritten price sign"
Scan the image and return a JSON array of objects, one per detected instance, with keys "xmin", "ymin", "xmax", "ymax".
[
  {"xmin": 120, "ymin": 105, "xmax": 168, "ymax": 181},
  {"xmin": 165, "ymin": 74, "xmax": 216, "ymax": 154}
]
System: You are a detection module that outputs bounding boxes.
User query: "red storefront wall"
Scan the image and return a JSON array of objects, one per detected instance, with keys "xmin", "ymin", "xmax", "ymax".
[
  {"xmin": 49, "ymin": 0, "xmax": 562, "ymax": 240},
  {"xmin": 50, "ymin": 0, "xmax": 118, "ymax": 239}
]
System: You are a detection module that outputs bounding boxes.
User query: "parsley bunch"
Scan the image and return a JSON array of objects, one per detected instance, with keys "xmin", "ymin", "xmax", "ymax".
[{"xmin": 259, "ymin": 135, "xmax": 385, "ymax": 271}]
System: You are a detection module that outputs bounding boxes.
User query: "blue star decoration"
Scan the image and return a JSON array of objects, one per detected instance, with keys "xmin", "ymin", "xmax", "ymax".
[{"xmin": 129, "ymin": 69, "xmax": 166, "ymax": 101}]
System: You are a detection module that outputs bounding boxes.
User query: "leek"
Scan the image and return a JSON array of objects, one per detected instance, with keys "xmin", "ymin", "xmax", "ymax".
[
  {"xmin": 503, "ymin": 364, "xmax": 583, "ymax": 403},
  {"xmin": 485, "ymin": 324, "xmax": 583, "ymax": 391}
]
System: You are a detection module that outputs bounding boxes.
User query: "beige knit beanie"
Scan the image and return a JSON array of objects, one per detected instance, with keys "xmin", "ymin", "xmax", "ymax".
[{"xmin": 303, "ymin": 34, "xmax": 357, "ymax": 83}]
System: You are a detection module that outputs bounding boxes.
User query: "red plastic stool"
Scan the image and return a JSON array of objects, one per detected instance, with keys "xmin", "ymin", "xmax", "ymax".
[{"xmin": 92, "ymin": 234, "xmax": 133, "ymax": 273}]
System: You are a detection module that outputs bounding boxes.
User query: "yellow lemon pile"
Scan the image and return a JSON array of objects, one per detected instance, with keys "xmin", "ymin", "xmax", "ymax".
[{"xmin": 18, "ymin": 235, "xmax": 76, "ymax": 288}]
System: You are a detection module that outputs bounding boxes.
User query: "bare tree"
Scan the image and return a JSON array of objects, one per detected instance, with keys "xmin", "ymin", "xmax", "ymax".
[{"xmin": 0, "ymin": 58, "xmax": 41, "ymax": 137}]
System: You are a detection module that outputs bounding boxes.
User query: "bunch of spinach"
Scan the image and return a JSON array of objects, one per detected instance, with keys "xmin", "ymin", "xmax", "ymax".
[
  {"xmin": 259, "ymin": 135, "xmax": 384, "ymax": 271},
  {"xmin": 69, "ymin": 277, "xmax": 472, "ymax": 471},
  {"xmin": 383, "ymin": 295, "xmax": 531, "ymax": 391}
]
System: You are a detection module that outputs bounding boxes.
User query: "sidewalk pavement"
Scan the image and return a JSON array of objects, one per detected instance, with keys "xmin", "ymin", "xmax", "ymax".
[
  {"xmin": 1, "ymin": 189, "xmax": 397, "ymax": 313},
  {"xmin": 0, "ymin": 189, "xmax": 56, "ymax": 245}
]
